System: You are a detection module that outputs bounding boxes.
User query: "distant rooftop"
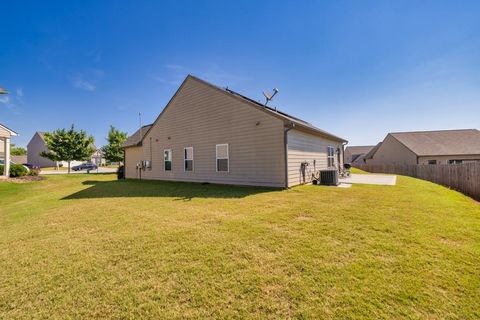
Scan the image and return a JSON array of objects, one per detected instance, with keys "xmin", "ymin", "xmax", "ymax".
[
  {"xmin": 122, "ymin": 124, "xmax": 153, "ymax": 148},
  {"xmin": 390, "ymin": 129, "xmax": 480, "ymax": 156},
  {"xmin": 191, "ymin": 75, "xmax": 346, "ymax": 142}
]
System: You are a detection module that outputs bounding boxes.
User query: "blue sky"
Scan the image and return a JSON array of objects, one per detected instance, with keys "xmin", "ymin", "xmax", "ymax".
[{"xmin": 1, "ymin": 1, "xmax": 479, "ymax": 147}]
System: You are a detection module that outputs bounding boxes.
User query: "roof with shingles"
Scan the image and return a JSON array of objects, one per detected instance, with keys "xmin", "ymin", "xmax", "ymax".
[
  {"xmin": 122, "ymin": 124, "xmax": 153, "ymax": 148},
  {"xmin": 128, "ymin": 75, "xmax": 347, "ymax": 146},
  {"xmin": 389, "ymin": 129, "xmax": 480, "ymax": 156},
  {"xmin": 345, "ymin": 145, "xmax": 375, "ymax": 156},
  {"xmin": 203, "ymin": 76, "xmax": 346, "ymax": 142},
  {"xmin": 364, "ymin": 142, "xmax": 383, "ymax": 159}
]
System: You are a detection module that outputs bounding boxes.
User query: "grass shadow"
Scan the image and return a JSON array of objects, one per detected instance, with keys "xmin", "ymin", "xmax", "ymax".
[{"xmin": 62, "ymin": 179, "xmax": 277, "ymax": 200}]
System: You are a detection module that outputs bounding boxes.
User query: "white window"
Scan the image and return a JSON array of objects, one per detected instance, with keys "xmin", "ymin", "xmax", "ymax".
[
  {"xmin": 184, "ymin": 147, "xmax": 194, "ymax": 171},
  {"xmin": 216, "ymin": 144, "xmax": 229, "ymax": 172},
  {"xmin": 327, "ymin": 146, "xmax": 335, "ymax": 167},
  {"xmin": 164, "ymin": 149, "xmax": 172, "ymax": 171},
  {"xmin": 448, "ymin": 159, "xmax": 463, "ymax": 164}
]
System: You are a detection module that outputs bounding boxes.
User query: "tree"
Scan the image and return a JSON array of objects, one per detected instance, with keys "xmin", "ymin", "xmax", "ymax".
[
  {"xmin": 40, "ymin": 125, "xmax": 95, "ymax": 173},
  {"xmin": 10, "ymin": 144, "xmax": 27, "ymax": 156},
  {"xmin": 102, "ymin": 126, "xmax": 128, "ymax": 165}
]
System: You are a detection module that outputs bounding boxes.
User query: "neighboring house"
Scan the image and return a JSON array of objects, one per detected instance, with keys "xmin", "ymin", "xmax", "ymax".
[
  {"xmin": 344, "ymin": 145, "xmax": 375, "ymax": 164},
  {"xmin": 27, "ymin": 132, "xmax": 97, "ymax": 168},
  {"xmin": 123, "ymin": 75, "xmax": 347, "ymax": 187},
  {"xmin": 91, "ymin": 149, "xmax": 106, "ymax": 166},
  {"xmin": 363, "ymin": 142, "xmax": 382, "ymax": 163},
  {"xmin": 11, "ymin": 155, "xmax": 27, "ymax": 164},
  {"xmin": 0, "ymin": 123, "xmax": 18, "ymax": 178},
  {"xmin": 365, "ymin": 129, "xmax": 480, "ymax": 165}
]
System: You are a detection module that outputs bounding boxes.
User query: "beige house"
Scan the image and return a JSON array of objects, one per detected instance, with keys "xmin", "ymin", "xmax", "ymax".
[
  {"xmin": 27, "ymin": 131, "xmax": 97, "ymax": 168},
  {"xmin": 123, "ymin": 75, "xmax": 347, "ymax": 188},
  {"xmin": 365, "ymin": 129, "xmax": 480, "ymax": 165},
  {"xmin": 345, "ymin": 145, "xmax": 375, "ymax": 164},
  {"xmin": 0, "ymin": 123, "xmax": 18, "ymax": 178}
]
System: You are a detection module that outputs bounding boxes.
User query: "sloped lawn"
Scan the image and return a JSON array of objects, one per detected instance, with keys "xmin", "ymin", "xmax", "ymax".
[{"xmin": 0, "ymin": 174, "xmax": 479, "ymax": 319}]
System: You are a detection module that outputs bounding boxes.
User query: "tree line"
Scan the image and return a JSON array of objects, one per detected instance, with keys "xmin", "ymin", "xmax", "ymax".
[{"xmin": 41, "ymin": 125, "xmax": 127, "ymax": 173}]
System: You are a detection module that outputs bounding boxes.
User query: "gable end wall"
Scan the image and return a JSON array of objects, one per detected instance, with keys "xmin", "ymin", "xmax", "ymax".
[
  {"xmin": 366, "ymin": 134, "xmax": 417, "ymax": 165},
  {"xmin": 125, "ymin": 77, "xmax": 286, "ymax": 187}
]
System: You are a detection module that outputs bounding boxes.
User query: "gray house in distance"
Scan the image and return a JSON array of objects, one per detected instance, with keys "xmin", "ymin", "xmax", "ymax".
[
  {"xmin": 365, "ymin": 129, "xmax": 480, "ymax": 165},
  {"xmin": 123, "ymin": 75, "xmax": 347, "ymax": 187},
  {"xmin": 345, "ymin": 145, "xmax": 375, "ymax": 164},
  {"xmin": 27, "ymin": 132, "xmax": 98, "ymax": 168}
]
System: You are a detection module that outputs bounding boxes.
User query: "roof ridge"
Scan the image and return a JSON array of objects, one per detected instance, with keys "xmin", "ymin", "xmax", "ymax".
[
  {"xmin": 390, "ymin": 128, "xmax": 478, "ymax": 135},
  {"xmin": 187, "ymin": 75, "xmax": 346, "ymax": 142}
]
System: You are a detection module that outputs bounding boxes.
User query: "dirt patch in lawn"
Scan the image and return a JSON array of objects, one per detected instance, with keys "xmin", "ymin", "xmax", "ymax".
[{"xmin": 3, "ymin": 176, "xmax": 45, "ymax": 183}]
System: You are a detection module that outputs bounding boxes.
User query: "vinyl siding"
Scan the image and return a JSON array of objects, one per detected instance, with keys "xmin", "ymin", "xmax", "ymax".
[
  {"xmin": 27, "ymin": 133, "xmax": 56, "ymax": 168},
  {"xmin": 418, "ymin": 154, "xmax": 480, "ymax": 164},
  {"xmin": 365, "ymin": 134, "xmax": 417, "ymax": 165},
  {"xmin": 0, "ymin": 126, "xmax": 11, "ymax": 137},
  {"xmin": 126, "ymin": 77, "xmax": 286, "ymax": 187},
  {"xmin": 125, "ymin": 146, "xmax": 143, "ymax": 179},
  {"xmin": 287, "ymin": 129, "xmax": 344, "ymax": 187}
]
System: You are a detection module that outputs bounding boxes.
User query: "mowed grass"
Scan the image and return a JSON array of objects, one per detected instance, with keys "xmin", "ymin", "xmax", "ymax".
[{"xmin": 0, "ymin": 174, "xmax": 479, "ymax": 319}]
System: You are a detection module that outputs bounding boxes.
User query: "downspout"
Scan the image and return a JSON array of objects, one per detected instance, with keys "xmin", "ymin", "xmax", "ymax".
[
  {"xmin": 342, "ymin": 141, "xmax": 348, "ymax": 165},
  {"xmin": 283, "ymin": 122, "xmax": 295, "ymax": 188},
  {"xmin": 123, "ymin": 149, "xmax": 126, "ymax": 179}
]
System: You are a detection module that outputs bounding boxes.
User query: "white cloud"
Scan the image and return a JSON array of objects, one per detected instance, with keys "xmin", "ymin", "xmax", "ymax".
[
  {"xmin": 0, "ymin": 96, "xmax": 14, "ymax": 109},
  {"xmin": 71, "ymin": 74, "xmax": 96, "ymax": 91},
  {"xmin": 0, "ymin": 96, "xmax": 10, "ymax": 105}
]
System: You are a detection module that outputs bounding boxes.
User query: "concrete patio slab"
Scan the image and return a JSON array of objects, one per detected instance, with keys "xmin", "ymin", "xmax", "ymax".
[
  {"xmin": 339, "ymin": 174, "xmax": 397, "ymax": 186},
  {"xmin": 337, "ymin": 183, "xmax": 352, "ymax": 188}
]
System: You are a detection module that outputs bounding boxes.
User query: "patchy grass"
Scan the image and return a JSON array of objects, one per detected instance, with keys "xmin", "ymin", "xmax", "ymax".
[{"xmin": 0, "ymin": 174, "xmax": 479, "ymax": 319}]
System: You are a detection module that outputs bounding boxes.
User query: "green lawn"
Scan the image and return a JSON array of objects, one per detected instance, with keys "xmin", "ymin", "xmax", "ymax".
[
  {"xmin": 350, "ymin": 167, "xmax": 368, "ymax": 174},
  {"xmin": 40, "ymin": 166, "xmax": 69, "ymax": 171},
  {"xmin": 0, "ymin": 174, "xmax": 479, "ymax": 319}
]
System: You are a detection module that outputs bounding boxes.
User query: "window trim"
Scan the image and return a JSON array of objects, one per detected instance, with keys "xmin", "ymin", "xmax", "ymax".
[
  {"xmin": 216, "ymin": 143, "xmax": 229, "ymax": 173},
  {"xmin": 184, "ymin": 147, "xmax": 194, "ymax": 172},
  {"xmin": 164, "ymin": 149, "xmax": 172, "ymax": 171},
  {"xmin": 327, "ymin": 146, "xmax": 335, "ymax": 167},
  {"xmin": 448, "ymin": 159, "xmax": 463, "ymax": 164}
]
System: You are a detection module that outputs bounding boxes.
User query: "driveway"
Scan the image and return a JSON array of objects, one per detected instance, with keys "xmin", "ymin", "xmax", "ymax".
[
  {"xmin": 339, "ymin": 173, "xmax": 397, "ymax": 186},
  {"xmin": 40, "ymin": 167, "xmax": 118, "ymax": 175}
]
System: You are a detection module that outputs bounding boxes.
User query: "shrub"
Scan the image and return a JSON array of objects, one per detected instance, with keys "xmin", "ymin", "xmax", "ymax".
[
  {"xmin": 117, "ymin": 165, "xmax": 125, "ymax": 180},
  {"xmin": 28, "ymin": 167, "xmax": 41, "ymax": 176},
  {"xmin": 0, "ymin": 164, "xmax": 29, "ymax": 177},
  {"xmin": 10, "ymin": 164, "xmax": 29, "ymax": 177}
]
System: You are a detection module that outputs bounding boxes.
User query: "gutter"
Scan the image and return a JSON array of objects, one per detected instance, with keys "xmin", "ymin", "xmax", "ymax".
[
  {"xmin": 342, "ymin": 141, "xmax": 348, "ymax": 164},
  {"xmin": 284, "ymin": 122, "xmax": 295, "ymax": 188}
]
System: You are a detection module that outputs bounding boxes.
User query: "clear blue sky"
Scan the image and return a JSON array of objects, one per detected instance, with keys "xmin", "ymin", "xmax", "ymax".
[{"xmin": 1, "ymin": 1, "xmax": 479, "ymax": 147}]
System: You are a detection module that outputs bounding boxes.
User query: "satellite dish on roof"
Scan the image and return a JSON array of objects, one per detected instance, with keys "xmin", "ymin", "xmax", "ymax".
[{"xmin": 263, "ymin": 87, "xmax": 279, "ymax": 106}]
